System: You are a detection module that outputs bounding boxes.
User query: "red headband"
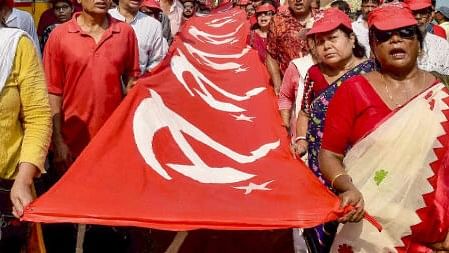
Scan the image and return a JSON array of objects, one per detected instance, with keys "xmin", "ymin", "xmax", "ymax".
[{"xmin": 255, "ymin": 3, "xmax": 275, "ymax": 13}]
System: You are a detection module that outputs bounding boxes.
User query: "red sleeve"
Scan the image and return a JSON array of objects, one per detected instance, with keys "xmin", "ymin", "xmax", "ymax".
[
  {"xmin": 321, "ymin": 78, "xmax": 357, "ymax": 154},
  {"xmin": 43, "ymin": 29, "xmax": 64, "ymax": 95},
  {"xmin": 126, "ymin": 27, "xmax": 141, "ymax": 78},
  {"xmin": 433, "ymin": 24, "xmax": 447, "ymax": 40}
]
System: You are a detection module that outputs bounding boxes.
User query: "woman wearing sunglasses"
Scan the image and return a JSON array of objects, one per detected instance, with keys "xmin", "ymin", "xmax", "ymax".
[
  {"xmin": 247, "ymin": 1, "xmax": 275, "ymax": 62},
  {"xmin": 317, "ymin": 3, "xmax": 449, "ymax": 251},
  {"xmin": 293, "ymin": 7, "xmax": 375, "ymax": 252}
]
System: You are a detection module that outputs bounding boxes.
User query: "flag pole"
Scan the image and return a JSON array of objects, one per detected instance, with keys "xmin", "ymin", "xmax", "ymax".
[{"xmin": 75, "ymin": 224, "xmax": 86, "ymax": 253}]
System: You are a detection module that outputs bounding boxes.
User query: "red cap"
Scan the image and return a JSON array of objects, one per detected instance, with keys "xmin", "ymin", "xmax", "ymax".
[
  {"xmin": 255, "ymin": 3, "xmax": 275, "ymax": 13},
  {"xmin": 141, "ymin": 0, "xmax": 162, "ymax": 10},
  {"xmin": 368, "ymin": 2, "xmax": 417, "ymax": 30},
  {"xmin": 306, "ymin": 8, "xmax": 352, "ymax": 36},
  {"xmin": 404, "ymin": 0, "xmax": 431, "ymax": 11}
]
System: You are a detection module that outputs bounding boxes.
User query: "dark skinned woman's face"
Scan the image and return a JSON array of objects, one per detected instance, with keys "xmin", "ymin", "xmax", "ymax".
[{"xmin": 372, "ymin": 26, "xmax": 420, "ymax": 71}]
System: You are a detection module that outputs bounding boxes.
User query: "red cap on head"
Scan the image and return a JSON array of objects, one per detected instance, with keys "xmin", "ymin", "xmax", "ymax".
[
  {"xmin": 368, "ymin": 2, "xmax": 417, "ymax": 30},
  {"xmin": 306, "ymin": 8, "xmax": 352, "ymax": 36},
  {"xmin": 403, "ymin": 0, "xmax": 431, "ymax": 11},
  {"xmin": 255, "ymin": 3, "xmax": 275, "ymax": 13},
  {"xmin": 141, "ymin": 0, "xmax": 162, "ymax": 10}
]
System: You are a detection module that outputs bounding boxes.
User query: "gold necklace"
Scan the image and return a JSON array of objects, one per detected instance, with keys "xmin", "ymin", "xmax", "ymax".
[
  {"xmin": 380, "ymin": 72, "xmax": 426, "ymax": 108},
  {"xmin": 381, "ymin": 74, "xmax": 401, "ymax": 108}
]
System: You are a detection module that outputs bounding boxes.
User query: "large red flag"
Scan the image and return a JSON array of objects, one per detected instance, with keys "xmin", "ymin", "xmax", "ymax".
[{"xmin": 23, "ymin": 9, "xmax": 345, "ymax": 230}]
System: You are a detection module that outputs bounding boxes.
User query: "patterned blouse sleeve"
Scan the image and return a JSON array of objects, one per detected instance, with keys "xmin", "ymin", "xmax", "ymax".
[{"xmin": 300, "ymin": 71, "xmax": 314, "ymax": 116}]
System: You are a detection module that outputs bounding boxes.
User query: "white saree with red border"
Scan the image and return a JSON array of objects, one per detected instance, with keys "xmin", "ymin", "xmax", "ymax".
[{"xmin": 331, "ymin": 82, "xmax": 449, "ymax": 253}]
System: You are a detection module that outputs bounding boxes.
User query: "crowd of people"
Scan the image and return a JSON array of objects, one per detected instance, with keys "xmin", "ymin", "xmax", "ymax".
[{"xmin": 1, "ymin": 0, "xmax": 449, "ymax": 251}]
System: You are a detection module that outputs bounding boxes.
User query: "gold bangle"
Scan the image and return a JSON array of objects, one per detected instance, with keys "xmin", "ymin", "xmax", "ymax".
[{"xmin": 331, "ymin": 173, "xmax": 351, "ymax": 189}]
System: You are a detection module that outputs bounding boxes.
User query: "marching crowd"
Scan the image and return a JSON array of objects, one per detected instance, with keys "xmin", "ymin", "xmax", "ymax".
[{"xmin": 1, "ymin": 0, "xmax": 449, "ymax": 251}]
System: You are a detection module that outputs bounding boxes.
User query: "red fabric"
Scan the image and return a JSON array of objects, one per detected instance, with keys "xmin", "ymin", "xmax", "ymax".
[
  {"xmin": 300, "ymin": 64, "xmax": 330, "ymax": 115},
  {"xmin": 43, "ymin": 13, "xmax": 140, "ymax": 157},
  {"xmin": 267, "ymin": 7, "xmax": 308, "ymax": 74},
  {"xmin": 6, "ymin": 0, "xmax": 13, "ymax": 8},
  {"xmin": 432, "ymin": 24, "xmax": 447, "ymax": 39},
  {"xmin": 0, "ymin": 0, "xmax": 13, "ymax": 8},
  {"xmin": 247, "ymin": 30, "xmax": 268, "ymax": 62},
  {"xmin": 255, "ymin": 3, "xmax": 275, "ymax": 13},
  {"xmin": 321, "ymin": 75, "xmax": 392, "ymax": 154},
  {"xmin": 368, "ymin": 2, "xmax": 417, "ymax": 31},
  {"xmin": 24, "ymin": 10, "xmax": 345, "ymax": 231},
  {"xmin": 399, "ymin": 89, "xmax": 449, "ymax": 252},
  {"xmin": 306, "ymin": 8, "xmax": 352, "ymax": 36},
  {"xmin": 37, "ymin": 9, "xmax": 58, "ymax": 36}
]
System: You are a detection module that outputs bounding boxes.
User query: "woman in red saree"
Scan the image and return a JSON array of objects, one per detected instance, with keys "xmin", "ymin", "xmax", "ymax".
[{"xmin": 319, "ymin": 3, "xmax": 449, "ymax": 252}]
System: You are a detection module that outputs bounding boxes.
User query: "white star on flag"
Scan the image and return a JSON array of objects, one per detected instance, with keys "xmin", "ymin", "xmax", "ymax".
[
  {"xmin": 231, "ymin": 113, "xmax": 255, "ymax": 122},
  {"xmin": 233, "ymin": 180, "xmax": 274, "ymax": 195}
]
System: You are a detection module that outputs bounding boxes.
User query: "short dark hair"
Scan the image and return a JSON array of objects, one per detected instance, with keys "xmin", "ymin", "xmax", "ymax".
[
  {"xmin": 259, "ymin": 0, "xmax": 276, "ymax": 7},
  {"xmin": 183, "ymin": 0, "xmax": 195, "ymax": 5},
  {"xmin": 52, "ymin": 0, "xmax": 73, "ymax": 6},
  {"xmin": 330, "ymin": 0, "xmax": 351, "ymax": 15},
  {"xmin": 340, "ymin": 26, "xmax": 367, "ymax": 58}
]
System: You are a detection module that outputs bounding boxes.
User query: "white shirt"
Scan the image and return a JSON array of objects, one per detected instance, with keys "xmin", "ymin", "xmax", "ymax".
[
  {"xmin": 164, "ymin": 0, "xmax": 183, "ymax": 36},
  {"xmin": 5, "ymin": 8, "xmax": 41, "ymax": 57},
  {"xmin": 109, "ymin": 9, "xmax": 167, "ymax": 73},
  {"xmin": 418, "ymin": 32, "xmax": 449, "ymax": 75},
  {"xmin": 352, "ymin": 15, "xmax": 370, "ymax": 58}
]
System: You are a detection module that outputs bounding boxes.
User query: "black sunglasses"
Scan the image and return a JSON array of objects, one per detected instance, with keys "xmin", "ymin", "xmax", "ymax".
[{"xmin": 373, "ymin": 26, "xmax": 418, "ymax": 43}]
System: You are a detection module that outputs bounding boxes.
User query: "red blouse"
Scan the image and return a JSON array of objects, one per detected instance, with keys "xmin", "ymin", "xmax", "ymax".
[{"xmin": 321, "ymin": 75, "xmax": 392, "ymax": 154}]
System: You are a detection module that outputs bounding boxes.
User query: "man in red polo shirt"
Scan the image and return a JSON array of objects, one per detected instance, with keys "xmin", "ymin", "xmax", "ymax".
[
  {"xmin": 44, "ymin": 0, "xmax": 140, "ymax": 173},
  {"xmin": 43, "ymin": 0, "xmax": 139, "ymax": 250}
]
